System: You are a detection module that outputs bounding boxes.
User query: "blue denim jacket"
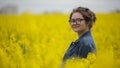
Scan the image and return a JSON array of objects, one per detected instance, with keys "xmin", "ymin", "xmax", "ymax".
[{"xmin": 63, "ymin": 31, "xmax": 96, "ymax": 62}]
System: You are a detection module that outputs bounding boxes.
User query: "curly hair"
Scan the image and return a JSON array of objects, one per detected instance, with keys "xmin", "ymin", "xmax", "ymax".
[{"xmin": 69, "ymin": 6, "xmax": 96, "ymax": 29}]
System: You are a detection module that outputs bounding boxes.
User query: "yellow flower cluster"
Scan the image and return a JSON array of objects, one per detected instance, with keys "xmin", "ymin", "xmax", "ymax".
[{"xmin": 0, "ymin": 13, "xmax": 120, "ymax": 68}]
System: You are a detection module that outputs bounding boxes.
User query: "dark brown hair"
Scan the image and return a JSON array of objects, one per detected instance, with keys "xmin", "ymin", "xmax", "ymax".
[{"xmin": 69, "ymin": 6, "xmax": 96, "ymax": 29}]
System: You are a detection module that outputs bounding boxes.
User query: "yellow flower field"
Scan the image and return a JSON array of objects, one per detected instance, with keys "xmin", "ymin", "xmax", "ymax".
[{"xmin": 0, "ymin": 13, "xmax": 120, "ymax": 68}]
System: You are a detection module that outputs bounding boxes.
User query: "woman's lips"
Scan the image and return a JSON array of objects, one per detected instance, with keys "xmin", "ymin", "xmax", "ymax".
[{"xmin": 72, "ymin": 25, "xmax": 80, "ymax": 28}]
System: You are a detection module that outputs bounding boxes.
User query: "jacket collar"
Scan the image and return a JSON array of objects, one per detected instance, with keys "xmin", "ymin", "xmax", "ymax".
[{"xmin": 75, "ymin": 30, "xmax": 91, "ymax": 42}]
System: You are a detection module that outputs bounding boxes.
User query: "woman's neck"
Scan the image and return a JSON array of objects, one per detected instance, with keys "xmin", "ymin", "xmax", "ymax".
[{"xmin": 77, "ymin": 28, "xmax": 89, "ymax": 38}]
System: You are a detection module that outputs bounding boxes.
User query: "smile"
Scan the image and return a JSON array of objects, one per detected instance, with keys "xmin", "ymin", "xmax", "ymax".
[{"xmin": 72, "ymin": 25, "xmax": 80, "ymax": 28}]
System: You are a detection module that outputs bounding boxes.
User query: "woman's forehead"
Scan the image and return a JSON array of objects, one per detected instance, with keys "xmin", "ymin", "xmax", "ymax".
[{"xmin": 71, "ymin": 12, "xmax": 84, "ymax": 19}]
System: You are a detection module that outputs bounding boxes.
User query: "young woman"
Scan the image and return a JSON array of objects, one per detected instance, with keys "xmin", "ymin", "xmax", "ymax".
[{"xmin": 63, "ymin": 6, "xmax": 96, "ymax": 62}]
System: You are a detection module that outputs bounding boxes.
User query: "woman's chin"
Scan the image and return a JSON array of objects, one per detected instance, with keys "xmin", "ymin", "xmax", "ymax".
[{"xmin": 73, "ymin": 29, "xmax": 80, "ymax": 32}]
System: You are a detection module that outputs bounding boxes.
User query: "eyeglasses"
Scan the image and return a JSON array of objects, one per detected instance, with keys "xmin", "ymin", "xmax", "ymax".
[{"xmin": 69, "ymin": 18, "xmax": 85, "ymax": 24}]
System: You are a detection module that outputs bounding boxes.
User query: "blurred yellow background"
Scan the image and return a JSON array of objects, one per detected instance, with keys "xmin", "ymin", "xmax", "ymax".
[
  {"xmin": 0, "ymin": 13, "xmax": 120, "ymax": 68},
  {"xmin": 0, "ymin": 0, "xmax": 120, "ymax": 68}
]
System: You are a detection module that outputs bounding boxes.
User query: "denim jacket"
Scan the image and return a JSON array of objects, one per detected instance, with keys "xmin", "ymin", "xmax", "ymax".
[{"xmin": 63, "ymin": 31, "xmax": 96, "ymax": 62}]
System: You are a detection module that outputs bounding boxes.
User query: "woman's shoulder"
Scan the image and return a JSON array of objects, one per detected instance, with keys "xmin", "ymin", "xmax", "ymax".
[
  {"xmin": 78, "ymin": 35, "xmax": 96, "ymax": 49},
  {"xmin": 81, "ymin": 35, "xmax": 94, "ymax": 44}
]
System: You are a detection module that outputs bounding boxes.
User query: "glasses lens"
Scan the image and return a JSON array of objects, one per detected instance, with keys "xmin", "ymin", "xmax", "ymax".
[
  {"xmin": 76, "ymin": 18, "xmax": 81, "ymax": 23},
  {"xmin": 69, "ymin": 18, "xmax": 84, "ymax": 24},
  {"xmin": 69, "ymin": 19, "xmax": 75, "ymax": 23}
]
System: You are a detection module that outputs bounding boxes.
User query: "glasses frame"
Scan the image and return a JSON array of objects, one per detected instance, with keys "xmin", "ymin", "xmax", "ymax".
[{"xmin": 69, "ymin": 18, "xmax": 85, "ymax": 24}]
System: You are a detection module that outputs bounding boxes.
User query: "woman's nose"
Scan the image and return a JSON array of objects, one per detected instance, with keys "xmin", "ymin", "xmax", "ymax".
[{"xmin": 71, "ymin": 22, "xmax": 77, "ymax": 25}]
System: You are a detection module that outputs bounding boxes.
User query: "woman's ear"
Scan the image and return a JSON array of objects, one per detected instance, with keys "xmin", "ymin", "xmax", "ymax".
[{"xmin": 86, "ymin": 21, "xmax": 91, "ymax": 29}]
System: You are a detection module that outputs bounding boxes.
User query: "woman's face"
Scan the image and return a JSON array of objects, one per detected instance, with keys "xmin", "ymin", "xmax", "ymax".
[{"xmin": 70, "ymin": 12, "xmax": 89, "ymax": 33}]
